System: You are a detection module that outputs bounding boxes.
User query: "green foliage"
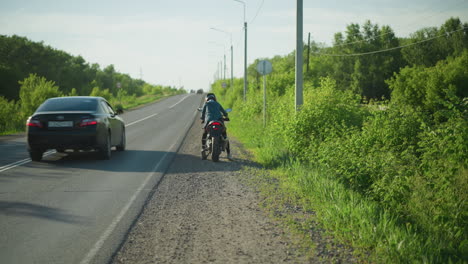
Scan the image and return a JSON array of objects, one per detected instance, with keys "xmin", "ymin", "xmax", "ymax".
[
  {"xmin": 89, "ymin": 86, "xmax": 112, "ymax": 101},
  {"xmin": 0, "ymin": 96, "xmax": 22, "ymax": 134},
  {"xmin": 412, "ymin": 115, "xmax": 468, "ymax": 259},
  {"xmin": 324, "ymin": 20, "xmax": 404, "ymax": 99},
  {"xmin": 68, "ymin": 88, "xmax": 78, "ymax": 96},
  {"xmin": 213, "ymin": 18, "xmax": 468, "ymax": 262},
  {"xmin": 0, "ymin": 35, "xmax": 162, "ymax": 101},
  {"xmin": 19, "ymin": 74, "xmax": 62, "ymax": 117},
  {"xmin": 142, "ymin": 83, "xmax": 163, "ymax": 95},
  {"xmin": 402, "ymin": 17, "xmax": 468, "ymax": 67},
  {"xmin": 388, "ymin": 50, "xmax": 468, "ymax": 121},
  {"xmin": 0, "ymin": 34, "xmax": 186, "ymax": 134}
]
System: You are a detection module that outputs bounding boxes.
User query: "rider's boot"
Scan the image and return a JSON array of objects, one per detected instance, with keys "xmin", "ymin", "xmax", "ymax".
[{"xmin": 226, "ymin": 140, "xmax": 232, "ymax": 160}]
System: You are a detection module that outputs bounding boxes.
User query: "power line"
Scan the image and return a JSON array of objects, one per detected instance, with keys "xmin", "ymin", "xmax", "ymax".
[
  {"xmin": 230, "ymin": 0, "xmax": 264, "ymax": 78},
  {"xmin": 250, "ymin": 0, "xmax": 265, "ymax": 24},
  {"xmin": 331, "ymin": 0, "xmax": 468, "ymax": 49},
  {"xmin": 313, "ymin": 26, "xmax": 467, "ymax": 57}
]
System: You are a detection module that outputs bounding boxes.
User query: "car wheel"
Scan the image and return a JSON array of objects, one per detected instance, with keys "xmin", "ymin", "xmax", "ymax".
[
  {"xmin": 116, "ymin": 127, "xmax": 126, "ymax": 151},
  {"xmin": 99, "ymin": 133, "xmax": 111, "ymax": 160},
  {"xmin": 30, "ymin": 149, "xmax": 43, "ymax": 162}
]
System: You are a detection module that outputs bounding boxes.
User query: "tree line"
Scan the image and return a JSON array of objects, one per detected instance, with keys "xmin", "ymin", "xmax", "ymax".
[
  {"xmin": 0, "ymin": 35, "xmax": 184, "ymax": 134},
  {"xmin": 245, "ymin": 17, "xmax": 468, "ymax": 101}
]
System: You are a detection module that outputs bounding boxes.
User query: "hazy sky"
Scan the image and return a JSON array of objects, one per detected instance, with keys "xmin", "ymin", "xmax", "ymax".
[{"xmin": 1, "ymin": 0, "xmax": 467, "ymax": 91}]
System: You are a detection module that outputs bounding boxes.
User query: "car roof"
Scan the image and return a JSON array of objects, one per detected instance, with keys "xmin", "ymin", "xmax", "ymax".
[
  {"xmin": 47, "ymin": 96, "xmax": 103, "ymax": 100},
  {"xmin": 45, "ymin": 96, "xmax": 108, "ymax": 103}
]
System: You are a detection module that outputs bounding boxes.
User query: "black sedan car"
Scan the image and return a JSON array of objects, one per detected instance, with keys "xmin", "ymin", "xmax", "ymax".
[{"xmin": 26, "ymin": 96, "xmax": 126, "ymax": 161}]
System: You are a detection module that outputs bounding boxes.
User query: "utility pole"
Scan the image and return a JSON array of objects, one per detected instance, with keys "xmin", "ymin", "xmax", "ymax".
[
  {"xmin": 256, "ymin": 60, "xmax": 272, "ymax": 128},
  {"xmin": 244, "ymin": 21, "xmax": 248, "ymax": 101},
  {"xmin": 307, "ymin": 32, "xmax": 311, "ymax": 73},
  {"xmin": 295, "ymin": 0, "xmax": 303, "ymax": 111},
  {"xmin": 230, "ymin": 44, "xmax": 233, "ymax": 87},
  {"xmin": 219, "ymin": 61, "xmax": 222, "ymax": 80},
  {"xmin": 234, "ymin": 0, "xmax": 247, "ymax": 101},
  {"xmin": 210, "ymin": 27, "xmax": 233, "ymax": 87},
  {"xmin": 263, "ymin": 68, "xmax": 267, "ymax": 127}
]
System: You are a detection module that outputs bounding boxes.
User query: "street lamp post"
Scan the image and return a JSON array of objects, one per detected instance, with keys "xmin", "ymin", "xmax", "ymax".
[
  {"xmin": 295, "ymin": 0, "xmax": 303, "ymax": 111},
  {"xmin": 209, "ymin": 41, "xmax": 226, "ymax": 82},
  {"xmin": 210, "ymin": 27, "xmax": 233, "ymax": 88},
  {"xmin": 233, "ymin": 0, "xmax": 247, "ymax": 101}
]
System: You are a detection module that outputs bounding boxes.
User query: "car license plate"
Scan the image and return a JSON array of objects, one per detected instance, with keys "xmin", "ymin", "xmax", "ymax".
[{"xmin": 48, "ymin": 121, "xmax": 73, "ymax": 127}]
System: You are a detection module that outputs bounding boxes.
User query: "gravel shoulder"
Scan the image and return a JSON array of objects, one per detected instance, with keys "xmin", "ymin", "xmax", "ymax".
[{"xmin": 111, "ymin": 118, "xmax": 310, "ymax": 264}]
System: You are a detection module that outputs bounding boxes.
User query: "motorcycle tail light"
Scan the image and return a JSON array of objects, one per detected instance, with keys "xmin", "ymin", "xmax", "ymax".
[{"xmin": 211, "ymin": 122, "xmax": 222, "ymax": 126}]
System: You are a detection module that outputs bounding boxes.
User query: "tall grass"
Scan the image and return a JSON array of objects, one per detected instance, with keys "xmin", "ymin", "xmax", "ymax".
[{"xmin": 214, "ymin": 72, "xmax": 467, "ymax": 263}]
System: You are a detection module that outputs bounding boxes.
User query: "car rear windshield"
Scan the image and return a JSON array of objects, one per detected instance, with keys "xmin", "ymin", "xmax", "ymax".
[{"xmin": 36, "ymin": 98, "xmax": 98, "ymax": 112}]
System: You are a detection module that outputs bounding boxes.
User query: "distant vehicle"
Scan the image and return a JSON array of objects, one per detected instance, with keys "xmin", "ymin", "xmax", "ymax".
[
  {"xmin": 26, "ymin": 96, "xmax": 126, "ymax": 161},
  {"xmin": 196, "ymin": 89, "xmax": 203, "ymax": 94}
]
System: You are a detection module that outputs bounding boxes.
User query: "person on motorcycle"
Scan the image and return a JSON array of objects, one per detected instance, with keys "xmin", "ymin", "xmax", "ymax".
[{"xmin": 200, "ymin": 93, "xmax": 231, "ymax": 159}]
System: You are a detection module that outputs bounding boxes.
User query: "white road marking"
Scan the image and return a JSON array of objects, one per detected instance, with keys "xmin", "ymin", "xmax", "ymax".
[
  {"xmin": 125, "ymin": 113, "xmax": 159, "ymax": 127},
  {"xmin": 169, "ymin": 94, "xmax": 190, "ymax": 109},
  {"xmin": 79, "ymin": 142, "xmax": 176, "ymax": 264},
  {"xmin": 0, "ymin": 150, "xmax": 55, "ymax": 173},
  {"xmin": 0, "ymin": 158, "xmax": 31, "ymax": 173}
]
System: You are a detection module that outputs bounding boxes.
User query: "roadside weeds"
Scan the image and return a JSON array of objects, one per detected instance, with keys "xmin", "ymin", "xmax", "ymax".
[{"xmin": 233, "ymin": 141, "xmax": 360, "ymax": 264}]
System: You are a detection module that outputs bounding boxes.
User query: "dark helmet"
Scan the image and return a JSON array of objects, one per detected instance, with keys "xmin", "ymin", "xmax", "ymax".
[{"xmin": 206, "ymin": 93, "xmax": 216, "ymax": 101}]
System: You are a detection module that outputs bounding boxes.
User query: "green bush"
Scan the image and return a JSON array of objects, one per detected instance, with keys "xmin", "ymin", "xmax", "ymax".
[
  {"xmin": 283, "ymin": 77, "xmax": 365, "ymax": 161},
  {"xmin": 215, "ymin": 55, "xmax": 467, "ymax": 262},
  {"xmin": 68, "ymin": 88, "xmax": 78, "ymax": 96},
  {"xmin": 19, "ymin": 74, "xmax": 62, "ymax": 118},
  {"xmin": 388, "ymin": 50, "xmax": 468, "ymax": 122},
  {"xmin": 208, "ymin": 29, "xmax": 468, "ymax": 261},
  {"xmin": 0, "ymin": 96, "xmax": 22, "ymax": 134},
  {"xmin": 89, "ymin": 86, "xmax": 112, "ymax": 101},
  {"xmin": 410, "ymin": 114, "xmax": 468, "ymax": 260}
]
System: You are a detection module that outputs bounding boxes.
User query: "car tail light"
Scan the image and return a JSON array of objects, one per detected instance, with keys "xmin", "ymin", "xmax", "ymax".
[
  {"xmin": 26, "ymin": 118, "xmax": 43, "ymax": 128},
  {"xmin": 79, "ymin": 118, "xmax": 98, "ymax": 127}
]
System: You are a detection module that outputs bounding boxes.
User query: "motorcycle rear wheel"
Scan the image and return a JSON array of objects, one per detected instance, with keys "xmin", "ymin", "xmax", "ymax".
[{"xmin": 211, "ymin": 137, "xmax": 220, "ymax": 162}]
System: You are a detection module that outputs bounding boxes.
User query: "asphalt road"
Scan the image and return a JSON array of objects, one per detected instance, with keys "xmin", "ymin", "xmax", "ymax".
[{"xmin": 0, "ymin": 93, "xmax": 203, "ymax": 264}]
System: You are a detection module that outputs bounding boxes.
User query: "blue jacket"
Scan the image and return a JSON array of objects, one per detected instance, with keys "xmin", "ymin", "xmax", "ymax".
[{"xmin": 201, "ymin": 99, "xmax": 228, "ymax": 125}]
